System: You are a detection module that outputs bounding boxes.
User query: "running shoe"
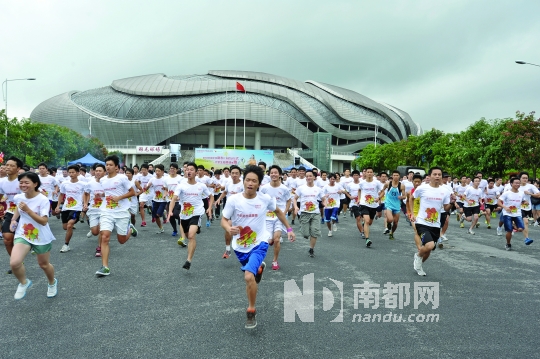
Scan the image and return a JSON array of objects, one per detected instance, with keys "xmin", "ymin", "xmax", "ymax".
[
  {"xmin": 497, "ymin": 227, "xmax": 502, "ymax": 236},
  {"xmin": 95, "ymin": 247, "xmax": 101, "ymax": 257},
  {"xmin": 272, "ymin": 261, "xmax": 280, "ymax": 270},
  {"xmin": 151, "ymin": 217, "xmax": 156, "ymax": 223},
  {"xmin": 130, "ymin": 224, "xmax": 138, "ymax": 237},
  {"xmin": 366, "ymin": 239, "xmax": 372, "ymax": 247},
  {"xmin": 468, "ymin": 229, "xmax": 475, "ymax": 235},
  {"xmin": 320, "ymin": 218, "xmax": 325, "ymax": 224},
  {"xmin": 361, "ymin": 232, "xmax": 365, "ymax": 238},
  {"xmin": 223, "ymin": 250, "xmax": 230, "ymax": 259},
  {"xmin": 177, "ymin": 237, "xmax": 187, "ymax": 247},
  {"xmin": 328, "ymin": 230, "xmax": 333, "ymax": 237},
  {"xmin": 417, "ymin": 267, "xmax": 427, "ymax": 276},
  {"xmin": 413, "ymin": 253, "xmax": 422, "ymax": 271},
  {"xmin": 438, "ymin": 242, "xmax": 444, "ymax": 249},
  {"xmin": 308, "ymin": 248, "xmax": 315, "ymax": 257},
  {"xmin": 491, "ymin": 212, "xmax": 496, "ymax": 218},
  {"xmin": 95, "ymin": 266, "xmax": 110, "ymax": 276},
  {"xmin": 332, "ymin": 223, "xmax": 338, "ymax": 231},
  {"xmin": 255, "ymin": 262, "xmax": 266, "ymax": 284},
  {"xmin": 47, "ymin": 278, "xmax": 58, "ymax": 298},
  {"xmin": 505, "ymin": 243, "xmax": 511, "ymax": 251},
  {"xmin": 476, "ymin": 223, "xmax": 480, "ymax": 228},
  {"xmin": 14, "ymin": 279, "xmax": 32, "ymax": 300},
  {"xmin": 182, "ymin": 261, "xmax": 191, "ymax": 270},
  {"xmin": 171, "ymin": 231, "xmax": 178, "ymax": 237},
  {"xmin": 246, "ymin": 308, "xmax": 257, "ymax": 329},
  {"xmin": 460, "ymin": 223, "xmax": 464, "ymax": 228},
  {"xmin": 7, "ymin": 269, "xmax": 12, "ymax": 274},
  {"xmin": 141, "ymin": 221, "xmax": 147, "ymax": 227},
  {"xmin": 389, "ymin": 233, "xmax": 394, "ymax": 240},
  {"xmin": 60, "ymin": 244, "xmax": 70, "ymax": 253},
  {"xmin": 484, "ymin": 220, "xmax": 488, "ymax": 224},
  {"xmin": 156, "ymin": 227, "xmax": 164, "ymax": 234},
  {"xmin": 441, "ymin": 235, "xmax": 448, "ymax": 241},
  {"xmin": 383, "ymin": 229, "xmax": 390, "ymax": 234},
  {"xmin": 487, "ymin": 224, "xmax": 491, "ymax": 229},
  {"xmin": 86, "ymin": 231, "xmax": 92, "ymax": 238},
  {"xmin": 206, "ymin": 220, "xmax": 211, "ymax": 228},
  {"xmin": 524, "ymin": 238, "xmax": 534, "ymax": 245},
  {"xmin": 291, "ymin": 220, "xmax": 295, "ymax": 225}
]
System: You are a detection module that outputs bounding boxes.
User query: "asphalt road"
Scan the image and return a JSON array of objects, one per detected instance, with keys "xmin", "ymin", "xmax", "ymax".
[{"xmin": 1, "ymin": 211, "xmax": 539, "ymax": 359}]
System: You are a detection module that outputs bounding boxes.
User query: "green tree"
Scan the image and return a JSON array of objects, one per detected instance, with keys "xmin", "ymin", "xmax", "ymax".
[{"xmin": 501, "ymin": 111, "xmax": 540, "ymax": 178}]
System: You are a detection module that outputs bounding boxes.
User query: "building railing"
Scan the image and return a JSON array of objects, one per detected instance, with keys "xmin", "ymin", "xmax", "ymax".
[{"xmin": 105, "ymin": 145, "xmax": 170, "ymax": 150}]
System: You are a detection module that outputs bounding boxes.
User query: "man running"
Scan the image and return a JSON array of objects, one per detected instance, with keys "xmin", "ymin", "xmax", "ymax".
[
  {"xmin": 221, "ymin": 165, "xmax": 295, "ymax": 329},
  {"xmin": 345, "ymin": 170, "xmax": 364, "ymax": 238},
  {"xmin": 137, "ymin": 164, "xmax": 152, "ymax": 226},
  {"xmin": 460, "ymin": 177, "xmax": 483, "ymax": 235},
  {"xmin": 379, "ymin": 170, "xmax": 406, "ymax": 240},
  {"xmin": 293, "ymin": 169, "xmax": 323, "ymax": 257},
  {"xmin": 55, "ymin": 165, "xmax": 85, "ymax": 253},
  {"xmin": 358, "ymin": 168, "xmax": 383, "ymax": 247},
  {"xmin": 215, "ymin": 165, "xmax": 243, "ymax": 258},
  {"xmin": 518, "ymin": 171, "xmax": 539, "ymax": 245},
  {"xmin": 498, "ymin": 177, "xmax": 526, "ymax": 250},
  {"xmin": 321, "ymin": 173, "xmax": 342, "ymax": 237},
  {"xmin": 83, "ymin": 164, "xmax": 105, "ymax": 257},
  {"xmin": 143, "ymin": 164, "xmax": 168, "ymax": 234}
]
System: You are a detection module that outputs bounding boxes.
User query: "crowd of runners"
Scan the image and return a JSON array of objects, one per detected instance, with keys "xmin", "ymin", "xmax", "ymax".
[{"xmin": 1, "ymin": 154, "xmax": 538, "ymax": 329}]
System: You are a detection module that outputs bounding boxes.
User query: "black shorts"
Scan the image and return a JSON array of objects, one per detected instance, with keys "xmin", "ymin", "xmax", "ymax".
[
  {"xmin": 440, "ymin": 212, "xmax": 448, "ymax": 228},
  {"xmin": 181, "ymin": 215, "xmax": 201, "ymax": 234},
  {"xmin": 61, "ymin": 210, "xmax": 81, "ymax": 224},
  {"xmin": 351, "ymin": 206, "xmax": 361, "ymax": 218},
  {"xmin": 464, "ymin": 206, "xmax": 480, "ymax": 217},
  {"xmin": 416, "ymin": 223, "xmax": 440, "ymax": 246},
  {"xmin": 455, "ymin": 201, "xmax": 464, "ymax": 209},
  {"xmin": 1, "ymin": 212, "xmax": 16, "ymax": 234},
  {"xmin": 342, "ymin": 197, "xmax": 350, "ymax": 205},
  {"xmin": 318, "ymin": 200, "xmax": 324, "ymax": 209},
  {"xmin": 522, "ymin": 210, "xmax": 533, "ymax": 219},
  {"xmin": 202, "ymin": 198, "xmax": 209, "ymax": 211},
  {"xmin": 486, "ymin": 204, "xmax": 498, "ymax": 212},
  {"xmin": 360, "ymin": 205, "xmax": 377, "ymax": 220}
]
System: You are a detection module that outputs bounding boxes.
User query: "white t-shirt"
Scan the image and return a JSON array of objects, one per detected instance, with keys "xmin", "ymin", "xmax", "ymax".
[
  {"xmin": 138, "ymin": 173, "xmax": 153, "ymax": 195},
  {"xmin": 295, "ymin": 184, "xmax": 323, "ymax": 214},
  {"xmin": 260, "ymin": 183, "xmax": 290, "ymax": 221},
  {"xmin": 358, "ymin": 180, "xmax": 383, "ymax": 208},
  {"xmin": 165, "ymin": 176, "xmax": 183, "ymax": 202},
  {"xmin": 222, "ymin": 192, "xmax": 276, "ymax": 253},
  {"xmin": 316, "ymin": 178, "xmax": 328, "ymax": 189},
  {"xmin": 38, "ymin": 175, "xmax": 58, "ymax": 200},
  {"xmin": 99, "ymin": 174, "xmax": 132, "ymax": 213},
  {"xmin": 261, "ymin": 175, "xmax": 271, "ymax": 186},
  {"xmin": 294, "ymin": 177, "xmax": 307, "ymax": 189},
  {"xmin": 346, "ymin": 181, "xmax": 361, "ymax": 207},
  {"xmin": 413, "ymin": 185, "xmax": 451, "ymax": 228},
  {"xmin": 174, "ymin": 182, "xmax": 212, "ymax": 219},
  {"xmin": 147, "ymin": 177, "xmax": 167, "ymax": 202},
  {"xmin": 285, "ymin": 177, "xmax": 297, "ymax": 190},
  {"xmin": 0, "ymin": 177, "xmax": 22, "ymax": 214},
  {"xmin": 211, "ymin": 177, "xmax": 224, "ymax": 196},
  {"xmin": 77, "ymin": 175, "xmax": 89, "ymax": 183},
  {"xmin": 455, "ymin": 185, "xmax": 468, "ymax": 203},
  {"xmin": 322, "ymin": 184, "xmax": 342, "ymax": 209},
  {"xmin": 499, "ymin": 190, "xmax": 524, "ymax": 217},
  {"xmin": 59, "ymin": 181, "xmax": 86, "ymax": 212},
  {"xmin": 341, "ymin": 176, "xmax": 353, "ymax": 189},
  {"xmin": 463, "ymin": 187, "xmax": 483, "ymax": 208},
  {"xmin": 518, "ymin": 183, "xmax": 539, "ymax": 211},
  {"xmin": 84, "ymin": 180, "xmax": 105, "ymax": 214},
  {"xmin": 13, "ymin": 193, "xmax": 55, "ymax": 245},
  {"xmin": 478, "ymin": 179, "xmax": 488, "ymax": 192},
  {"xmin": 484, "ymin": 187, "xmax": 500, "ymax": 206},
  {"xmin": 225, "ymin": 180, "xmax": 244, "ymax": 198}
]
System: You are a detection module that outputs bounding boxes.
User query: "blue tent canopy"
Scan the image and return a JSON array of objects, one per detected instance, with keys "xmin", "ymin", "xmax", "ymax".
[
  {"xmin": 68, "ymin": 153, "xmax": 105, "ymax": 166},
  {"xmin": 283, "ymin": 165, "xmax": 313, "ymax": 172}
]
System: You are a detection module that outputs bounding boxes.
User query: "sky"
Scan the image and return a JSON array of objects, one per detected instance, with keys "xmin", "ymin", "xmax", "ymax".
[{"xmin": 1, "ymin": 0, "xmax": 539, "ymax": 134}]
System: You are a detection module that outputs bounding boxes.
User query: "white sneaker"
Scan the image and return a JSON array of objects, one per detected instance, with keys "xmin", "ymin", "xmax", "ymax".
[
  {"xmin": 417, "ymin": 268, "xmax": 427, "ymax": 276},
  {"xmin": 441, "ymin": 235, "xmax": 448, "ymax": 241},
  {"xmin": 468, "ymin": 229, "xmax": 475, "ymax": 235},
  {"xmin": 60, "ymin": 244, "xmax": 70, "ymax": 253},
  {"xmin": 14, "ymin": 279, "xmax": 32, "ymax": 300},
  {"xmin": 413, "ymin": 253, "xmax": 422, "ymax": 271},
  {"xmin": 86, "ymin": 231, "xmax": 92, "ymax": 238},
  {"xmin": 156, "ymin": 227, "xmax": 164, "ymax": 234},
  {"xmin": 47, "ymin": 278, "xmax": 58, "ymax": 298},
  {"xmin": 497, "ymin": 227, "xmax": 502, "ymax": 236},
  {"xmin": 332, "ymin": 223, "xmax": 337, "ymax": 232},
  {"xmin": 328, "ymin": 230, "xmax": 333, "ymax": 237}
]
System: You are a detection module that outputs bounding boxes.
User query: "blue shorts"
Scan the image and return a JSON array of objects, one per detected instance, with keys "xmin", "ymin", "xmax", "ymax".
[
  {"xmin": 532, "ymin": 204, "xmax": 540, "ymax": 211},
  {"xmin": 324, "ymin": 207, "xmax": 339, "ymax": 222},
  {"xmin": 386, "ymin": 207, "xmax": 401, "ymax": 215},
  {"xmin": 235, "ymin": 242, "xmax": 269, "ymax": 275},
  {"xmin": 152, "ymin": 201, "xmax": 167, "ymax": 219},
  {"xmin": 376, "ymin": 203, "xmax": 386, "ymax": 212},
  {"xmin": 502, "ymin": 215, "xmax": 524, "ymax": 233}
]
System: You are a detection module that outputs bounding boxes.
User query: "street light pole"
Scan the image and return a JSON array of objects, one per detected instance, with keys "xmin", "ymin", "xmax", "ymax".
[
  {"xmin": 515, "ymin": 61, "xmax": 540, "ymax": 67},
  {"xmin": 2, "ymin": 78, "xmax": 36, "ymax": 144},
  {"xmin": 125, "ymin": 139, "xmax": 133, "ymax": 166}
]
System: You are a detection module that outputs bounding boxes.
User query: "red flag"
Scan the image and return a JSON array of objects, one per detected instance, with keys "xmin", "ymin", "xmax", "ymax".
[{"xmin": 236, "ymin": 82, "xmax": 245, "ymax": 92}]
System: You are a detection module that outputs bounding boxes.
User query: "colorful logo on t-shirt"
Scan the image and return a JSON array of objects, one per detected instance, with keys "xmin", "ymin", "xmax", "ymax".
[
  {"xmin": 237, "ymin": 226, "xmax": 257, "ymax": 247},
  {"xmin": 328, "ymin": 198, "xmax": 337, "ymax": 207},
  {"xmin": 92, "ymin": 196, "xmax": 103, "ymax": 208},
  {"xmin": 168, "ymin": 190, "xmax": 175, "ymax": 200},
  {"xmin": 425, "ymin": 208, "xmax": 439, "ymax": 223},
  {"xmin": 41, "ymin": 189, "xmax": 49, "ymax": 197},
  {"xmin": 214, "ymin": 187, "xmax": 220, "ymax": 193},
  {"xmin": 353, "ymin": 196, "xmax": 358, "ymax": 204},
  {"xmin": 509, "ymin": 206, "xmax": 518, "ymax": 213},
  {"xmin": 467, "ymin": 199, "xmax": 477, "ymax": 206},
  {"xmin": 487, "ymin": 198, "xmax": 495, "ymax": 204},
  {"xmin": 8, "ymin": 201, "xmax": 16, "ymax": 212},
  {"xmin": 23, "ymin": 223, "xmax": 38, "ymax": 241},
  {"xmin": 364, "ymin": 195, "xmax": 376, "ymax": 205},
  {"xmin": 0, "ymin": 201, "xmax": 6, "ymax": 217},
  {"xmin": 182, "ymin": 203, "xmax": 194, "ymax": 216},
  {"xmin": 459, "ymin": 194, "xmax": 466, "ymax": 201},
  {"xmin": 304, "ymin": 201, "xmax": 316, "ymax": 212},
  {"xmin": 105, "ymin": 196, "xmax": 118, "ymax": 209},
  {"xmin": 154, "ymin": 190, "xmax": 164, "ymax": 200},
  {"xmin": 521, "ymin": 200, "xmax": 529, "ymax": 209},
  {"xmin": 65, "ymin": 197, "xmax": 77, "ymax": 208},
  {"xmin": 266, "ymin": 211, "xmax": 276, "ymax": 218}
]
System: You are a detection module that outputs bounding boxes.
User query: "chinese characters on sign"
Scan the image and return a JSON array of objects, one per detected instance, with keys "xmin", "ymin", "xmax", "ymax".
[{"xmin": 136, "ymin": 146, "xmax": 163, "ymax": 154}]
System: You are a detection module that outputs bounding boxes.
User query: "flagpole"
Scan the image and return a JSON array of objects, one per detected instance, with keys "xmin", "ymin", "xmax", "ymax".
[
  {"xmin": 243, "ymin": 88, "xmax": 246, "ymax": 149},
  {"xmin": 224, "ymin": 90, "xmax": 227, "ymax": 148},
  {"xmin": 234, "ymin": 87, "xmax": 237, "ymax": 149}
]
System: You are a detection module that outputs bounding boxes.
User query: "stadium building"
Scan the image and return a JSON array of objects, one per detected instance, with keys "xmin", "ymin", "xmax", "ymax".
[{"xmin": 31, "ymin": 71, "xmax": 420, "ymax": 171}]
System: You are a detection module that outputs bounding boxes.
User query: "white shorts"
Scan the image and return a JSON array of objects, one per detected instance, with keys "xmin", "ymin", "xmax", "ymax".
[
  {"xmin": 88, "ymin": 212, "xmax": 101, "ymax": 228},
  {"xmin": 100, "ymin": 211, "xmax": 131, "ymax": 235},
  {"xmin": 129, "ymin": 200, "xmax": 139, "ymax": 215},
  {"xmin": 266, "ymin": 219, "xmax": 285, "ymax": 237},
  {"xmin": 139, "ymin": 194, "xmax": 149, "ymax": 203}
]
